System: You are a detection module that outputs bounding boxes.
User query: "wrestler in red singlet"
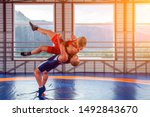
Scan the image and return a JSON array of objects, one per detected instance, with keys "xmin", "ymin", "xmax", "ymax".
[{"xmin": 47, "ymin": 34, "xmax": 79, "ymax": 54}]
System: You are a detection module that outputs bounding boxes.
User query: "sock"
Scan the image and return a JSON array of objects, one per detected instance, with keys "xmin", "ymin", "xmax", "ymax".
[{"xmin": 38, "ymin": 85, "xmax": 46, "ymax": 97}]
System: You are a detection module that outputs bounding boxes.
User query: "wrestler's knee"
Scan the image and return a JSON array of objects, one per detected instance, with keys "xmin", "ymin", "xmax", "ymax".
[
  {"xmin": 34, "ymin": 68, "xmax": 41, "ymax": 76},
  {"xmin": 43, "ymin": 71, "xmax": 48, "ymax": 75}
]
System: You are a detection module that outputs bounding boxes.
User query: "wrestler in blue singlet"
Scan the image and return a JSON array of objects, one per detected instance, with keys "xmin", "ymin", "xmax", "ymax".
[
  {"xmin": 38, "ymin": 55, "xmax": 60, "ymax": 72},
  {"xmin": 38, "ymin": 55, "xmax": 69, "ymax": 72}
]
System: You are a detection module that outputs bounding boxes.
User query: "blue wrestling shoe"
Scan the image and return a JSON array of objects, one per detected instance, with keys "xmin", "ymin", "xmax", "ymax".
[
  {"xmin": 38, "ymin": 85, "xmax": 46, "ymax": 98},
  {"xmin": 38, "ymin": 96, "xmax": 46, "ymax": 100}
]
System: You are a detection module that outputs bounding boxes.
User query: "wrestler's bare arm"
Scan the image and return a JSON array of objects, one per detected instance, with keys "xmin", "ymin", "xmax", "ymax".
[
  {"xmin": 58, "ymin": 43, "xmax": 68, "ymax": 62},
  {"xmin": 71, "ymin": 35, "xmax": 77, "ymax": 40}
]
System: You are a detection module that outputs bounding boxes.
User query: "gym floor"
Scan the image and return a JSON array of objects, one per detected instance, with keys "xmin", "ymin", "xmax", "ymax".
[{"xmin": 0, "ymin": 73, "xmax": 150, "ymax": 100}]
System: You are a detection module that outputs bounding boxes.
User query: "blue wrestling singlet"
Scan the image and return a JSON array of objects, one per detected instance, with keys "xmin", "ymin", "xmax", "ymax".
[{"xmin": 38, "ymin": 55, "xmax": 61, "ymax": 72}]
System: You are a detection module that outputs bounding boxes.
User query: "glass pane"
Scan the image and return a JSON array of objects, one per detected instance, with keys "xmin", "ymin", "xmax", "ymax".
[
  {"xmin": 135, "ymin": 4, "xmax": 150, "ymax": 60},
  {"xmin": 14, "ymin": 4, "xmax": 54, "ymax": 59},
  {"xmin": 74, "ymin": 4, "xmax": 114, "ymax": 60}
]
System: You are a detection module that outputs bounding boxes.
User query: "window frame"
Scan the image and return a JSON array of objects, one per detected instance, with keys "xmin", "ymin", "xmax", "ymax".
[
  {"xmin": 135, "ymin": 4, "xmax": 150, "ymax": 60},
  {"xmin": 13, "ymin": 3, "xmax": 55, "ymax": 60},
  {"xmin": 73, "ymin": 3, "xmax": 115, "ymax": 60}
]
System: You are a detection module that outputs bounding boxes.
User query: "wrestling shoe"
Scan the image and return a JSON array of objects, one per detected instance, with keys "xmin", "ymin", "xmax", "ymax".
[
  {"xmin": 20, "ymin": 52, "xmax": 31, "ymax": 56},
  {"xmin": 38, "ymin": 93, "xmax": 46, "ymax": 100},
  {"xmin": 29, "ymin": 21, "xmax": 38, "ymax": 31},
  {"xmin": 38, "ymin": 85, "xmax": 46, "ymax": 97}
]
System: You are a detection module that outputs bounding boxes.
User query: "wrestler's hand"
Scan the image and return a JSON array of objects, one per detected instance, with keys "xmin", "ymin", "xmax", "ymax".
[
  {"xmin": 58, "ymin": 43, "xmax": 68, "ymax": 63},
  {"xmin": 58, "ymin": 34, "xmax": 63, "ymax": 40},
  {"xmin": 66, "ymin": 45, "xmax": 79, "ymax": 56},
  {"xmin": 71, "ymin": 35, "xmax": 77, "ymax": 40}
]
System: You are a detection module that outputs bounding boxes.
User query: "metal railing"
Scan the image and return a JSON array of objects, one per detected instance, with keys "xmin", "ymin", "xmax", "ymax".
[
  {"xmin": 12, "ymin": 41, "xmax": 115, "ymax": 60},
  {"xmin": 135, "ymin": 41, "xmax": 150, "ymax": 60}
]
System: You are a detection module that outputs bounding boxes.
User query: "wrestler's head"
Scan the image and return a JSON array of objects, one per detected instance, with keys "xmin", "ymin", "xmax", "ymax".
[
  {"xmin": 77, "ymin": 36, "xmax": 87, "ymax": 50},
  {"xmin": 66, "ymin": 36, "xmax": 87, "ymax": 56},
  {"xmin": 70, "ymin": 55, "xmax": 80, "ymax": 66}
]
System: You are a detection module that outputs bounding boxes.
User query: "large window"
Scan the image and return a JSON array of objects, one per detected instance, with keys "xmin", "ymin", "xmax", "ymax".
[
  {"xmin": 135, "ymin": 4, "xmax": 150, "ymax": 60},
  {"xmin": 14, "ymin": 4, "xmax": 54, "ymax": 60},
  {"xmin": 74, "ymin": 4, "xmax": 114, "ymax": 60}
]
